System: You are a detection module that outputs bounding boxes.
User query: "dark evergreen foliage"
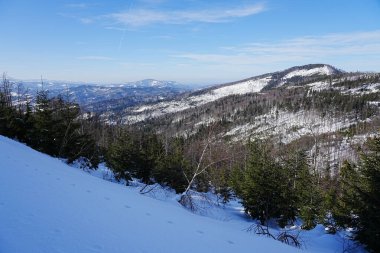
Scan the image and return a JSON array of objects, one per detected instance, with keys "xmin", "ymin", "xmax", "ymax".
[
  {"xmin": 355, "ymin": 137, "xmax": 380, "ymax": 252},
  {"xmin": 153, "ymin": 138, "xmax": 189, "ymax": 193},
  {"xmin": 0, "ymin": 75, "xmax": 99, "ymax": 168},
  {"xmin": 231, "ymin": 141, "xmax": 320, "ymax": 228},
  {"xmin": 332, "ymin": 136, "xmax": 380, "ymax": 252}
]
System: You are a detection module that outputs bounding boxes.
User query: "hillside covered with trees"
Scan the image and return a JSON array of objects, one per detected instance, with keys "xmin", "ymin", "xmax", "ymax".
[{"xmin": 1, "ymin": 67, "xmax": 379, "ymax": 252}]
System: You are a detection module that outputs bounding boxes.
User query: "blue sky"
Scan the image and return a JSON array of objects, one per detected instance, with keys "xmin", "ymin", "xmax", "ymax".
[{"xmin": 1, "ymin": 0, "xmax": 380, "ymax": 85}]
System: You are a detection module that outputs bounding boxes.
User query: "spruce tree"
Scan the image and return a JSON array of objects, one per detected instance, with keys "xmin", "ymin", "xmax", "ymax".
[
  {"xmin": 153, "ymin": 137, "xmax": 189, "ymax": 193},
  {"xmin": 234, "ymin": 140, "xmax": 289, "ymax": 225},
  {"xmin": 282, "ymin": 150, "xmax": 314, "ymax": 228},
  {"xmin": 356, "ymin": 137, "xmax": 380, "ymax": 252},
  {"xmin": 106, "ymin": 132, "xmax": 136, "ymax": 182},
  {"xmin": 135, "ymin": 132, "xmax": 163, "ymax": 184},
  {"xmin": 32, "ymin": 90, "xmax": 58, "ymax": 155},
  {"xmin": 334, "ymin": 161, "xmax": 360, "ymax": 229}
]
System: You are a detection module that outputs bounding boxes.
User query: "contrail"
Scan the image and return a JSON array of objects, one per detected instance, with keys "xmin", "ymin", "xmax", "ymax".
[
  {"xmin": 118, "ymin": 29, "xmax": 126, "ymax": 51},
  {"xmin": 117, "ymin": 0, "xmax": 133, "ymax": 51}
]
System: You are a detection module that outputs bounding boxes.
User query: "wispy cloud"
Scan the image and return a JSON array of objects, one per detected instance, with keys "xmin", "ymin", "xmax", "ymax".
[
  {"xmin": 106, "ymin": 3, "xmax": 266, "ymax": 27},
  {"xmin": 241, "ymin": 30, "xmax": 380, "ymax": 57},
  {"xmin": 77, "ymin": 56, "xmax": 114, "ymax": 61},
  {"xmin": 79, "ymin": 18, "xmax": 93, "ymax": 24},
  {"xmin": 66, "ymin": 3, "xmax": 90, "ymax": 9},
  {"xmin": 138, "ymin": 0, "xmax": 166, "ymax": 4},
  {"xmin": 173, "ymin": 30, "xmax": 380, "ymax": 65},
  {"xmin": 105, "ymin": 26, "xmax": 127, "ymax": 31},
  {"xmin": 151, "ymin": 35, "xmax": 173, "ymax": 39},
  {"xmin": 58, "ymin": 12, "xmax": 95, "ymax": 25}
]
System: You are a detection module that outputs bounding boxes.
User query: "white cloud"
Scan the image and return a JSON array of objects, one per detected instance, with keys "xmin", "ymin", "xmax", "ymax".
[
  {"xmin": 79, "ymin": 18, "xmax": 93, "ymax": 24},
  {"xmin": 242, "ymin": 30, "xmax": 380, "ymax": 57},
  {"xmin": 77, "ymin": 56, "xmax": 114, "ymax": 61},
  {"xmin": 107, "ymin": 3, "xmax": 265, "ymax": 27},
  {"xmin": 105, "ymin": 26, "xmax": 127, "ymax": 31},
  {"xmin": 66, "ymin": 3, "xmax": 89, "ymax": 9},
  {"xmin": 173, "ymin": 30, "xmax": 380, "ymax": 65}
]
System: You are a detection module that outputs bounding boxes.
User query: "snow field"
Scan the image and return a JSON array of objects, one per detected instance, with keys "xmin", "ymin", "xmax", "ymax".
[{"xmin": 0, "ymin": 136, "xmax": 300, "ymax": 253}]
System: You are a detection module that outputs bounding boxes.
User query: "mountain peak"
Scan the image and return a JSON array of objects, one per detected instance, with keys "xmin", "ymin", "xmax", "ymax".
[{"xmin": 280, "ymin": 64, "xmax": 342, "ymax": 79}]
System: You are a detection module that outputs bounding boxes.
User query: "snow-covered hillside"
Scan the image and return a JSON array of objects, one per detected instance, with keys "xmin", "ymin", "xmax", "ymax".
[
  {"xmin": 0, "ymin": 136, "xmax": 363, "ymax": 253},
  {"xmin": 224, "ymin": 108, "xmax": 359, "ymax": 143},
  {"xmin": 283, "ymin": 65, "xmax": 336, "ymax": 80},
  {"xmin": 122, "ymin": 64, "xmax": 340, "ymax": 124},
  {"xmin": 0, "ymin": 136, "xmax": 296, "ymax": 253},
  {"xmin": 124, "ymin": 76, "xmax": 272, "ymax": 123}
]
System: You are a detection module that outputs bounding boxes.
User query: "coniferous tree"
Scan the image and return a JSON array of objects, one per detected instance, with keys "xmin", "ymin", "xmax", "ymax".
[
  {"xmin": 135, "ymin": 132, "xmax": 163, "ymax": 184},
  {"xmin": 298, "ymin": 173, "xmax": 323, "ymax": 230},
  {"xmin": 32, "ymin": 89, "xmax": 58, "ymax": 154},
  {"xmin": 281, "ymin": 150, "xmax": 315, "ymax": 227},
  {"xmin": 153, "ymin": 137, "xmax": 189, "ymax": 193},
  {"xmin": 233, "ymin": 140, "xmax": 289, "ymax": 225},
  {"xmin": 333, "ymin": 161, "xmax": 360, "ymax": 229},
  {"xmin": 106, "ymin": 132, "xmax": 136, "ymax": 183},
  {"xmin": 355, "ymin": 137, "xmax": 380, "ymax": 252},
  {"xmin": 334, "ymin": 137, "xmax": 380, "ymax": 252},
  {"xmin": 0, "ymin": 74, "xmax": 17, "ymax": 138}
]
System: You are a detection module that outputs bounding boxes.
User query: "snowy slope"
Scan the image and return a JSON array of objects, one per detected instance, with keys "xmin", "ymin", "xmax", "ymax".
[
  {"xmin": 283, "ymin": 65, "xmax": 335, "ymax": 80},
  {"xmin": 124, "ymin": 76, "xmax": 272, "ymax": 123},
  {"xmin": 0, "ymin": 136, "xmax": 302, "ymax": 253},
  {"xmin": 122, "ymin": 64, "xmax": 341, "ymax": 124}
]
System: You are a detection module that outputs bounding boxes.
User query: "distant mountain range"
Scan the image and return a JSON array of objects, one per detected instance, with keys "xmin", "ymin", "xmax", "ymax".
[{"xmin": 11, "ymin": 79, "xmax": 193, "ymax": 112}]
